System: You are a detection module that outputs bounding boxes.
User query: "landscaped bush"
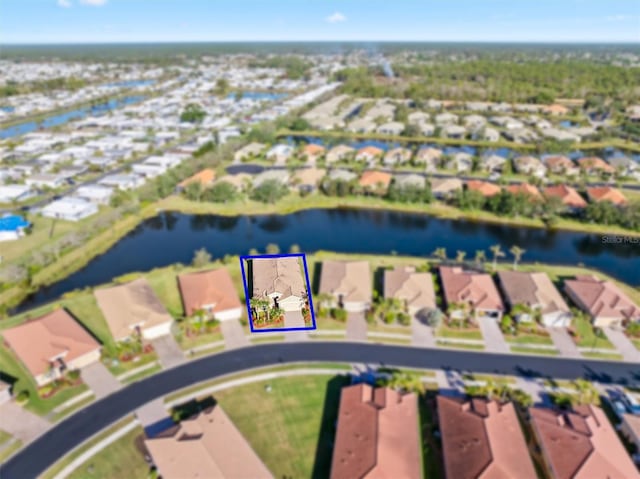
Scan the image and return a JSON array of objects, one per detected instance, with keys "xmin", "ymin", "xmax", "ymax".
[
  {"xmin": 331, "ymin": 307, "xmax": 348, "ymax": 322},
  {"xmin": 67, "ymin": 369, "xmax": 81, "ymax": 381},
  {"xmin": 397, "ymin": 312, "xmax": 411, "ymax": 326},
  {"xmin": 16, "ymin": 390, "xmax": 29, "ymax": 404}
]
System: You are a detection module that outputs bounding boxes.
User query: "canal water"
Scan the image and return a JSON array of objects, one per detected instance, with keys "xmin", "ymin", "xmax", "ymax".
[
  {"xmin": 0, "ymin": 95, "xmax": 146, "ymax": 139},
  {"xmin": 15, "ymin": 208, "xmax": 640, "ymax": 312}
]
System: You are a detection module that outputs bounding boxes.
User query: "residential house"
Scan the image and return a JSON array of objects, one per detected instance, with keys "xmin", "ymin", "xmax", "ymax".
[
  {"xmin": 94, "ymin": 278, "xmax": 174, "ymax": 341},
  {"xmin": 437, "ymin": 396, "xmax": 536, "ymax": 479},
  {"xmin": 383, "ymin": 147, "xmax": 412, "ymax": 166},
  {"xmin": 446, "ymin": 152, "xmax": 473, "ymax": 172},
  {"xmin": 393, "ymin": 173, "xmax": 426, "ymax": 190},
  {"xmin": 132, "ymin": 162, "xmax": 166, "ymax": 178},
  {"xmin": 463, "ymin": 114, "xmax": 487, "ymax": 130},
  {"xmin": 530, "ymin": 405, "xmax": 640, "ymax": 479},
  {"xmin": 505, "ymin": 183, "xmax": 542, "ymax": 201},
  {"xmin": 543, "ymin": 185, "xmax": 587, "ymax": 211},
  {"xmin": 543, "ymin": 103, "xmax": 570, "ymax": 116},
  {"xmin": 176, "ymin": 169, "xmax": 216, "ymax": 191},
  {"xmin": 577, "ymin": 157, "xmax": 615, "ymax": 176},
  {"xmin": 347, "ymin": 118, "xmax": 377, "ymax": 134},
  {"xmin": 544, "ymin": 155, "xmax": 579, "ymax": 176},
  {"xmin": 327, "ymin": 169, "xmax": 357, "ymax": 183},
  {"xmin": 435, "ymin": 112, "xmax": 458, "ymax": 125},
  {"xmin": 41, "ymin": 197, "xmax": 98, "ymax": 222},
  {"xmin": 359, "ymin": 170, "xmax": 392, "ymax": 194},
  {"xmin": 0, "ymin": 214, "xmax": 30, "ymax": 242},
  {"xmin": 376, "ymin": 121, "xmax": 405, "ymax": 136},
  {"xmin": 586, "ymin": 186, "xmax": 627, "ymax": 206},
  {"xmin": 99, "ymin": 174, "xmax": 145, "ymax": 191},
  {"xmin": 438, "ymin": 266, "xmax": 504, "ymax": 319},
  {"xmin": 74, "ymin": 185, "xmax": 114, "ymax": 205},
  {"xmin": 2, "ymin": 309, "xmax": 101, "ymax": 386},
  {"xmin": 497, "ymin": 271, "xmax": 571, "ymax": 327},
  {"xmin": 407, "ymin": 111, "xmax": 430, "ymax": 125},
  {"xmin": 480, "ymin": 154, "xmax": 507, "ymax": 172},
  {"xmin": 318, "ymin": 260, "xmax": 372, "ymax": 312},
  {"xmin": 300, "ymin": 143, "xmax": 325, "ymax": 164},
  {"xmin": 482, "ymin": 127, "xmax": 501, "ymax": 142},
  {"xmin": 25, "ymin": 174, "xmax": 66, "ymax": 189},
  {"xmin": 442, "ymin": 124, "xmax": 467, "ymax": 139},
  {"xmin": 620, "ymin": 413, "xmax": 640, "ymax": 453},
  {"xmin": 325, "ymin": 145, "xmax": 355, "ymax": 164},
  {"xmin": 292, "ymin": 167, "xmax": 326, "ymax": 193},
  {"xmin": 564, "ymin": 275, "xmax": 640, "ymax": 328},
  {"xmin": 625, "ymin": 105, "xmax": 640, "ymax": 122},
  {"xmin": 431, "ymin": 178, "xmax": 463, "ymax": 199},
  {"xmin": 330, "ymin": 384, "xmax": 421, "ymax": 479},
  {"xmin": 234, "ymin": 142, "xmax": 266, "ymax": 162},
  {"xmin": 384, "ymin": 266, "xmax": 436, "ymax": 316},
  {"xmin": 513, "ymin": 156, "xmax": 547, "ymax": 178},
  {"xmin": 419, "ymin": 123, "xmax": 436, "ymax": 136},
  {"xmin": 145, "ymin": 406, "xmax": 273, "ymax": 479},
  {"xmin": 414, "ymin": 147, "xmax": 442, "ymax": 171},
  {"xmin": 265, "ymin": 144, "xmax": 294, "ymax": 164},
  {"xmin": 251, "ymin": 256, "xmax": 307, "ymax": 312},
  {"xmin": 252, "ymin": 169, "xmax": 290, "ymax": 188},
  {"xmin": 178, "ymin": 268, "xmax": 242, "ymax": 320},
  {"xmin": 0, "ymin": 185, "xmax": 35, "ymax": 203},
  {"xmin": 466, "ymin": 180, "xmax": 501, "ymax": 198},
  {"xmin": 355, "ymin": 146, "xmax": 384, "ymax": 163}
]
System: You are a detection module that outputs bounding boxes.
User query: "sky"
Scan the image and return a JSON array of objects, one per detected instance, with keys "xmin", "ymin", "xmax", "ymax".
[{"xmin": 1, "ymin": 0, "xmax": 639, "ymax": 44}]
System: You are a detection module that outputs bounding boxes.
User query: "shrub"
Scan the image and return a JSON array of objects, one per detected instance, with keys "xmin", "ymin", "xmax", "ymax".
[
  {"xmin": 67, "ymin": 370, "xmax": 81, "ymax": 381},
  {"xmin": 331, "ymin": 307, "xmax": 348, "ymax": 322},
  {"xmin": 16, "ymin": 390, "xmax": 29, "ymax": 404},
  {"xmin": 398, "ymin": 312, "xmax": 411, "ymax": 326}
]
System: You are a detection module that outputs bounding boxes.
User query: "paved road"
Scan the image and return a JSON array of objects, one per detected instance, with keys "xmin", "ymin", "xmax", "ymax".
[{"xmin": 2, "ymin": 341, "xmax": 640, "ymax": 479}]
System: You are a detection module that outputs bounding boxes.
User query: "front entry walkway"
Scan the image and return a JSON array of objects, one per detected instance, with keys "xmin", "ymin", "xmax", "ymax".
[
  {"xmin": 151, "ymin": 335, "xmax": 186, "ymax": 369},
  {"xmin": 0, "ymin": 402, "xmax": 51, "ymax": 444},
  {"xmin": 346, "ymin": 311, "xmax": 367, "ymax": 341},
  {"xmin": 81, "ymin": 362, "xmax": 122, "ymax": 399},
  {"xmin": 221, "ymin": 319, "xmax": 249, "ymax": 349},
  {"xmin": 476, "ymin": 317, "xmax": 509, "ymax": 353}
]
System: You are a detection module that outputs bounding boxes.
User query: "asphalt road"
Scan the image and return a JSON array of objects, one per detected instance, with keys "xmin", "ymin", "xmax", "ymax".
[{"xmin": 2, "ymin": 341, "xmax": 640, "ymax": 479}]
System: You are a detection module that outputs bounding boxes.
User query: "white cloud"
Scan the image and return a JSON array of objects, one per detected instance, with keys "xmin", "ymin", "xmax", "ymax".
[
  {"xmin": 325, "ymin": 12, "xmax": 347, "ymax": 24},
  {"xmin": 605, "ymin": 14, "xmax": 634, "ymax": 22},
  {"xmin": 79, "ymin": 0, "xmax": 108, "ymax": 5},
  {"xmin": 57, "ymin": 0, "xmax": 72, "ymax": 7}
]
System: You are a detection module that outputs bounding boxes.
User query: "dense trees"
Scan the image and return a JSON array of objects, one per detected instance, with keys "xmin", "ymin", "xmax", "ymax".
[
  {"xmin": 180, "ymin": 103, "xmax": 206, "ymax": 123},
  {"xmin": 386, "ymin": 181, "xmax": 432, "ymax": 204},
  {"xmin": 249, "ymin": 179, "xmax": 289, "ymax": 204},
  {"xmin": 248, "ymin": 56, "xmax": 311, "ymax": 80}
]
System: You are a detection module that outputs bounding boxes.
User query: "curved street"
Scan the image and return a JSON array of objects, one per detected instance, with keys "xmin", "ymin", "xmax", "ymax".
[{"xmin": 2, "ymin": 341, "xmax": 640, "ymax": 479}]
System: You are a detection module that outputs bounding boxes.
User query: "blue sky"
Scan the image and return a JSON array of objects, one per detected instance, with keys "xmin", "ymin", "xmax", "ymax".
[{"xmin": 1, "ymin": 0, "xmax": 639, "ymax": 44}]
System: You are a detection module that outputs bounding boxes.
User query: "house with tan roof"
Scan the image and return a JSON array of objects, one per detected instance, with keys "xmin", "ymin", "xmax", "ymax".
[
  {"xmin": 318, "ymin": 260, "xmax": 372, "ymax": 312},
  {"xmin": 437, "ymin": 396, "xmax": 536, "ymax": 479},
  {"xmin": 382, "ymin": 147, "xmax": 412, "ymax": 166},
  {"xmin": 577, "ymin": 156, "xmax": 615, "ymax": 175},
  {"xmin": 2, "ymin": 309, "xmax": 101, "ymax": 386},
  {"xmin": 292, "ymin": 167, "xmax": 326, "ymax": 192},
  {"xmin": 233, "ymin": 142, "xmax": 266, "ymax": 162},
  {"xmin": 355, "ymin": 146, "xmax": 384, "ymax": 163},
  {"xmin": 325, "ymin": 145, "xmax": 355, "ymax": 164},
  {"xmin": 330, "ymin": 384, "xmax": 421, "ymax": 479},
  {"xmin": 384, "ymin": 266, "xmax": 436, "ymax": 316},
  {"xmin": 431, "ymin": 178, "xmax": 463, "ymax": 199},
  {"xmin": 530, "ymin": 405, "xmax": 640, "ymax": 479},
  {"xmin": 414, "ymin": 146, "xmax": 442, "ymax": 171},
  {"xmin": 563, "ymin": 275, "xmax": 640, "ymax": 328},
  {"xmin": 586, "ymin": 186, "xmax": 627, "ymax": 206},
  {"xmin": 94, "ymin": 278, "xmax": 174, "ymax": 341},
  {"xmin": 251, "ymin": 256, "xmax": 307, "ymax": 311},
  {"xmin": 177, "ymin": 268, "xmax": 242, "ymax": 321},
  {"xmin": 466, "ymin": 180, "xmax": 501, "ymax": 198},
  {"xmin": 497, "ymin": 271, "xmax": 571, "ymax": 327},
  {"xmin": 543, "ymin": 103, "xmax": 570, "ymax": 116},
  {"xmin": 439, "ymin": 266, "xmax": 504, "ymax": 319},
  {"xmin": 506, "ymin": 183, "xmax": 542, "ymax": 200},
  {"xmin": 544, "ymin": 155, "xmax": 579, "ymax": 176},
  {"xmin": 543, "ymin": 184, "xmax": 587, "ymax": 211},
  {"xmin": 145, "ymin": 405, "xmax": 273, "ymax": 479},
  {"xmin": 358, "ymin": 170, "xmax": 392, "ymax": 193},
  {"xmin": 513, "ymin": 155, "xmax": 547, "ymax": 177}
]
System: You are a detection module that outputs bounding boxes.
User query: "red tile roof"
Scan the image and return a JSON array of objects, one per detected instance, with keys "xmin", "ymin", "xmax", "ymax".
[
  {"xmin": 506, "ymin": 183, "xmax": 542, "ymax": 199},
  {"xmin": 577, "ymin": 157, "xmax": 615, "ymax": 174},
  {"xmin": 586, "ymin": 186, "xmax": 627, "ymax": 206},
  {"xmin": 466, "ymin": 180, "xmax": 501, "ymax": 197},
  {"xmin": 564, "ymin": 275, "xmax": 640, "ymax": 322},
  {"xmin": 358, "ymin": 170, "xmax": 392, "ymax": 188},
  {"xmin": 543, "ymin": 185, "xmax": 587, "ymax": 209}
]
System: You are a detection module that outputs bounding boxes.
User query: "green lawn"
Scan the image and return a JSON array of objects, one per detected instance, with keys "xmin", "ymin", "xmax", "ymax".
[
  {"xmin": 511, "ymin": 346, "xmax": 560, "ymax": 356},
  {"xmin": 315, "ymin": 316, "xmax": 348, "ymax": 330},
  {"xmin": 581, "ymin": 351, "xmax": 624, "ymax": 361},
  {"xmin": 249, "ymin": 334, "xmax": 286, "ymax": 344},
  {"xmin": 106, "ymin": 352, "xmax": 159, "ymax": 377},
  {"xmin": 367, "ymin": 322, "xmax": 411, "ymax": 335},
  {"xmin": 505, "ymin": 333, "xmax": 553, "ymax": 345},
  {"xmin": 631, "ymin": 338, "xmax": 640, "ymax": 351},
  {"xmin": 0, "ymin": 430, "xmax": 11, "ymax": 444},
  {"xmin": 436, "ymin": 340, "xmax": 485, "ymax": 350},
  {"xmin": 572, "ymin": 315, "xmax": 615, "ymax": 350},
  {"xmin": 435, "ymin": 326, "xmax": 483, "ymax": 340},
  {"xmin": 66, "ymin": 426, "xmax": 149, "ymax": 479},
  {"xmin": 368, "ymin": 336, "xmax": 412, "ymax": 345},
  {"xmin": 174, "ymin": 328, "xmax": 224, "ymax": 351},
  {"xmin": 120, "ymin": 364, "xmax": 163, "ymax": 385},
  {"xmin": 214, "ymin": 374, "xmax": 351, "ymax": 479},
  {"xmin": 0, "ymin": 437, "xmax": 23, "ymax": 464}
]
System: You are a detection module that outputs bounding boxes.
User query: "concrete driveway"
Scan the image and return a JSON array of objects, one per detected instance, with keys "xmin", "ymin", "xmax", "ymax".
[
  {"xmin": 476, "ymin": 317, "xmax": 509, "ymax": 353},
  {"xmin": 283, "ymin": 310, "xmax": 306, "ymax": 329},
  {"xmin": 0, "ymin": 402, "xmax": 51, "ymax": 444},
  {"xmin": 411, "ymin": 316, "xmax": 435, "ymax": 347},
  {"xmin": 81, "ymin": 362, "xmax": 121, "ymax": 399},
  {"xmin": 346, "ymin": 311, "xmax": 367, "ymax": 341},
  {"xmin": 151, "ymin": 335, "xmax": 186, "ymax": 369},
  {"xmin": 547, "ymin": 327, "xmax": 582, "ymax": 358},
  {"xmin": 221, "ymin": 319, "xmax": 249, "ymax": 349},
  {"xmin": 602, "ymin": 327, "xmax": 640, "ymax": 363}
]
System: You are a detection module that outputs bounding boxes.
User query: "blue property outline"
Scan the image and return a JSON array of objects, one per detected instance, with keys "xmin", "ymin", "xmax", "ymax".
[{"xmin": 239, "ymin": 253, "xmax": 317, "ymax": 333}]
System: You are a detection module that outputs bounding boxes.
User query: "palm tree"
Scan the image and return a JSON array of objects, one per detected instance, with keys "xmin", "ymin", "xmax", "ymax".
[
  {"xmin": 489, "ymin": 244, "xmax": 505, "ymax": 271},
  {"xmin": 474, "ymin": 250, "xmax": 486, "ymax": 268},
  {"xmin": 509, "ymin": 245, "xmax": 526, "ymax": 271},
  {"xmin": 456, "ymin": 250, "xmax": 466, "ymax": 264},
  {"xmin": 432, "ymin": 247, "xmax": 448, "ymax": 263}
]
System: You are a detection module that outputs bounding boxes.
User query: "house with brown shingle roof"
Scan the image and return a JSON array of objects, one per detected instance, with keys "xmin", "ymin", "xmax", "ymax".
[
  {"xmin": 586, "ymin": 186, "xmax": 627, "ymax": 206},
  {"xmin": 439, "ymin": 266, "xmax": 504, "ymax": 319},
  {"xmin": 330, "ymin": 384, "xmax": 421, "ymax": 479},
  {"xmin": 466, "ymin": 180, "xmax": 501, "ymax": 198},
  {"xmin": 543, "ymin": 184, "xmax": 587, "ymax": 211},
  {"xmin": 2, "ymin": 309, "xmax": 101, "ymax": 386},
  {"xmin": 319, "ymin": 260, "xmax": 372, "ymax": 312},
  {"xmin": 530, "ymin": 405, "xmax": 640, "ymax": 479},
  {"xmin": 497, "ymin": 271, "xmax": 571, "ymax": 327},
  {"xmin": 384, "ymin": 266, "xmax": 436, "ymax": 316},
  {"xmin": 563, "ymin": 275, "xmax": 640, "ymax": 328},
  {"xmin": 437, "ymin": 396, "xmax": 536, "ymax": 479},
  {"xmin": 177, "ymin": 268, "xmax": 242, "ymax": 321},
  {"xmin": 145, "ymin": 405, "xmax": 273, "ymax": 479},
  {"xmin": 94, "ymin": 278, "xmax": 174, "ymax": 341},
  {"xmin": 250, "ymin": 256, "xmax": 307, "ymax": 312},
  {"xmin": 358, "ymin": 170, "xmax": 392, "ymax": 193},
  {"xmin": 577, "ymin": 156, "xmax": 615, "ymax": 175}
]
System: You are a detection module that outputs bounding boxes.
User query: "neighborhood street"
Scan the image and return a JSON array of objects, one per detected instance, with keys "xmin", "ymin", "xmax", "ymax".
[{"xmin": 2, "ymin": 341, "xmax": 640, "ymax": 479}]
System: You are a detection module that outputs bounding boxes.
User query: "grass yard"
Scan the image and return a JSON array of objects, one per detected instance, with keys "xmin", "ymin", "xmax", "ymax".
[
  {"xmin": 367, "ymin": 322, "xmax": 411, "ymax": 335},
  {"xmin": 367, "ymin": 336, "xmax": 412, "ymax": 345},
  {"xmin": 436, "ymin": 340, "xmax": 485, "ymax": 350},
  {"xmin": 581, "ymin": 351, "xmax": 624, "ymax": 361},
  {"xmin": 66, "ymin": 427, "xmax": 149, "ymax": 479},
  {"xmin": 572, "ymin": 315, "xmax": 615, "ymax": 350},
  {"xmin": 630, "ymin": 338, "xmax": 640, "ymax": 351},
  {"xmin": 106, "ymin": 352, "xmax": 159, "ymax": 377},
  {"xmin": 0, "ymin": 437, "xmax": 23, "ymax": 464},
  {"xmin": 505, "ymin": 333, "xmax": 553, "ymax": 345},
  {"xmin": 435, "ymin": 325, "xmax": 483, "ymax": 340},
  {"xmin": 249, "ymin": 334, "xmax": 286, "ymax": 344},
  {"xmin": 314, "ymin": 316, "xmax": 348, "ymax": 330},
  {"xmin": 511, "ymin": 346, "xmax": 560, "ymax": 356},
  {"xmin": 174, "ymin": 328, "xmax": 224, "ymax": 351},
  {"xmin": 214, "ymin": 374, "xmax": 351, "ymax": 479},
  {"xmin": 120, "ymin": 364, "xmax": 163, "ymax": 385}
]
